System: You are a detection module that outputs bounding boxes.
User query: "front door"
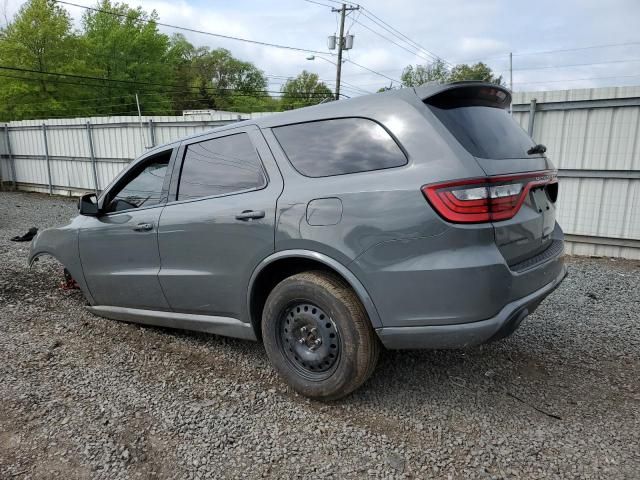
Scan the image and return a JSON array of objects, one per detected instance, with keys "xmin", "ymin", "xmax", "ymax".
[
  {"xmin": 79, "ymin": 149, "xmax": 173, "ymax": 310},
  {"xmin": 157, "ymin": 126, "xmax": 283, "ymax": 319}
]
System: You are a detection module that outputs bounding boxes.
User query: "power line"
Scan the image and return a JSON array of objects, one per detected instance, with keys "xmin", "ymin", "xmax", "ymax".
[
  {"xmin": 53, "ymin": 0, "xmax": 395, "ymax": 84},
  {"xmin": 10, "ymin": 92, "xmax": 137, "ymax": 107},
  {"xmin": 321, "ymin": 81, "xmax": 371, "ymax": 94},
  {"xmin": 513, "ymin": 73, "xmax": 640, "ymax": 86},
  {"xmin": 358, "ymin": 8, "xmax": 453, "ymax": 68},
  {"xmin": 514, "ymin": 41, "xmax": 640, "ymax": 57},
  {"xmin": 451, "ymin": 40, "xmax": 640, "ymax": 65},
  {"xmin": 4, "ymin": 96, "xmax": 316, "ymax": 120},
  {"xmin": 344, "ymin": 59, "xmax": 401, "ymax": 84},
  {"xmin": 53, "ymin": 0, "xmax": 335, "ymax": 57},
  {"xmin": 512, "ymin": 57, "xmax": 640, "ymax": 72},
  {"xmin": 1, "ymin": 79, "xmax": 338, "ymax": 116},
  {"xmin": 301, "ymin": 0, "xmax": 335, "ymax": 8},
  {"xmin": 351, "ymin": 17, "xmax": 439, "ymax": 65},
  {"xmin": 318, "ymin": 0, "xmax": 450, "ymax": 65},
  {"xmin": 0, "ymin": 66, "xmax": 343, "ymax": 97},
  {"xmin": 0, "ymin": 70, "xmax": 366, "ymax": 105},
  {"xmin": 357, "ymin": 11, "xmax": 440, "ymax": 64},
  {"xmin": 301, "ymin": 0, "xmax": 449, "ymax": 79},
  {"xmin": 0, "ymin": 72, "xmax": 116, "ymax": 90},
  {"xmin": 270, "ymin": 80, "xmax": 368, "ymax": 96},
  {"xmin": 302, "ymin": 0, "xmax": 432, "ymax": 64},
  {"xmin": 265, "ymin": 74, "xmax": 372, "ymax": 94},
  {"xmin": 339, "ymin": 68, "xmax": 402, "ymax": 78}
]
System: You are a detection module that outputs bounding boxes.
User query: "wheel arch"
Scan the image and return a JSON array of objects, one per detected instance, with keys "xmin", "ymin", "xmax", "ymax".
[
  {"xmin": 247, "ymin": 250, "xmax": 382, "ymax": 339},
  {"xmin": 28, "ymin": 226, "xmax": 96, "ymax": 305}
]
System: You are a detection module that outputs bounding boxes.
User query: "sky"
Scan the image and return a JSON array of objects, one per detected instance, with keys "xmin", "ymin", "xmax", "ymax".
[{"xmin": 3, "ymin": 0, "xmax": 640, "ymax": 96}]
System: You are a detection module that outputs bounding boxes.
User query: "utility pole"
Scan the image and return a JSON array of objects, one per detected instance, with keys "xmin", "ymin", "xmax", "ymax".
[
  {"xmin": 135, "ymin": 93, "xmax": 146, "ymax": 150},
  {"xmin": 509, "ymin": 52, "xmax": 513, "ymax": 114},
  {"xmin": 331, "ymin": 3, "xmax": 359, "ymax": 100}
]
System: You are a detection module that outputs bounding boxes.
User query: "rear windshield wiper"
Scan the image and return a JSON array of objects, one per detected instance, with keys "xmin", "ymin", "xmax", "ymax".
[{"xmin": 527, "ymin": 143, "xmax": 547, "ymax": 155}]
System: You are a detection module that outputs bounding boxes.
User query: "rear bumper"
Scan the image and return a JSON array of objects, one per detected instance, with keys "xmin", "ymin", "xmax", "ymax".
[{"xmin": 375, "ymin": 264, "xmax": 567, "ymax": 349}]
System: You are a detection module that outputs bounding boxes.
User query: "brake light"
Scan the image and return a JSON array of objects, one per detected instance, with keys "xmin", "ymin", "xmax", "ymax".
[{"xmin": 422, "ymin": 171, "xmax": 557, "ymax": 223}]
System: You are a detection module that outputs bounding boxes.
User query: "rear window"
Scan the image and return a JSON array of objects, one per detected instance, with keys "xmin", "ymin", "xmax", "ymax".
[
  {"xmin": 272, "ymin": 118, "xmax": 407, "ymax": 177},
  {"xmin": 427, "ymin": 86, "xmax": 538, "ymax": 159}
]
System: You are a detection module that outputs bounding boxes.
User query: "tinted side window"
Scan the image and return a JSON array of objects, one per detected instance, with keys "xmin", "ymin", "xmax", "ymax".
[
  {"xmin": 106, "ymin": 154, "xmax": 170, "ymax": 213},
  {"xmin": 272, "ymin": 118, "xmax": 407, "ymax": 177},
  {"xmin": 178, "ymin": 133, "xmax": 266, "ymax": 200}
]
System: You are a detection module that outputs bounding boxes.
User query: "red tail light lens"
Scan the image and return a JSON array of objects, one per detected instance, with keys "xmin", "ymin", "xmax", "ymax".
[{"xmin": 422, "ymin": 171, "xmax": 557, "ymax": 223}]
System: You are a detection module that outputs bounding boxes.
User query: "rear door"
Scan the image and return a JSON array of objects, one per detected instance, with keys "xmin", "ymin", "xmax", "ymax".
[
  {"xmin": 425, "ymin": 85, "xmax": 558, "ymax": 265},
  {"xmin": 157, "ymin": 125, "xmax": 283, "ymax": 319}
]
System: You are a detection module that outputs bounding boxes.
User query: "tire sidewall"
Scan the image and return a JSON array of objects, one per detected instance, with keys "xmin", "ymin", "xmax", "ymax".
[{"xmin": 262, "ymin": 274, "xmax": 369, "ymax": 400}]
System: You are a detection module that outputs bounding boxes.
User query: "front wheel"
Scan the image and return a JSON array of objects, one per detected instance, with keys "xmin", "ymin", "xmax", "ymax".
[{"xmin": 262, "ymin": 271, "xmax": 380, "ymax": 401}]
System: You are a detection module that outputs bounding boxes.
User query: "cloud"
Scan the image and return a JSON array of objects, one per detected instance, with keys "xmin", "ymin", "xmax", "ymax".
[
  {"xmin": 4, "ymin": 0, "xmax": 640, "ymax": 94},
  {"xmin": 456, "ymin": 37, "xmax": 509, "ymax": 59}
]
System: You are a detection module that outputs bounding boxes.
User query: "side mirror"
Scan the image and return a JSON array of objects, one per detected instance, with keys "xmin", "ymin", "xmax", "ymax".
[{"xmin": 78, "ymin": 193, "xmax": 100, "ymax": 216}]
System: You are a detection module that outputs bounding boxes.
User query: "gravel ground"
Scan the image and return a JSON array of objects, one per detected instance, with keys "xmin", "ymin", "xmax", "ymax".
[{"xmin": 0, "ymin": 190, "xmax": 638, "ymax": 479}]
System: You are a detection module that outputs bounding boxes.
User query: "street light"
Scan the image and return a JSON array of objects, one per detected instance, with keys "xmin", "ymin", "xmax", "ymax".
[{"xmin": 306, "ymin": 55, "xmax": 344, "ymax": 66}]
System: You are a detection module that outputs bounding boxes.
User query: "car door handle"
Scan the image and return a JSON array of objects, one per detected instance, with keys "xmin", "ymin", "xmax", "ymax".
[
  {"xmin": 235, "ymin": 210, "xmax": 265, "ymax": 221},
  {"xmin": 133, "ymin": 222, "xmax": 154, "ymax": 232}
]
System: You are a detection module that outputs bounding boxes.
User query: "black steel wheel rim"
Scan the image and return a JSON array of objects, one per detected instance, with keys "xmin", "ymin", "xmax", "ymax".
[{"xmin": 278, "ymin": 302, "xmax": 340, "ymax": 380}]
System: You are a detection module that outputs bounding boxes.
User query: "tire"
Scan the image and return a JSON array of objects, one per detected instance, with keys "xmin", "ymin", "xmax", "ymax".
[{"xmin": 262, "ymin": 271, "xmax": 380, "ymax": 401}]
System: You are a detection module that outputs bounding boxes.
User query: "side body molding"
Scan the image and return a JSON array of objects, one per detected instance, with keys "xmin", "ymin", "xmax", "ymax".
[
  {"xmin": 87, "ymin": 306, "xmax": 257, "ymax": 340},
  {"xmin": 247, "ymin": 249, "xmax": 383, "ymax": 329}
]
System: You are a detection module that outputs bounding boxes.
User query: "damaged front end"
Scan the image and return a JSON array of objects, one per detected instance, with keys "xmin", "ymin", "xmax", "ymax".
[{"xmin": 28, "ymin": 216, "xmax": 94, "ymax": 304}]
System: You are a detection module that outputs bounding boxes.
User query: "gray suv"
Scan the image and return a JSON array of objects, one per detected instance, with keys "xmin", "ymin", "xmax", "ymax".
[{"xmin": 30, "ymin": 82, "xmax": 566, "ymax": 400}]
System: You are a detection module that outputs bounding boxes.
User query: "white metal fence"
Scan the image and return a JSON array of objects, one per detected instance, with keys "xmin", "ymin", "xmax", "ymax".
[
  {"xmin": 512, "ymin": 87, "xmax": 640, "ymax": 259},
  {"xmin": 2, "ymin": 88, "xmax": 639, "ymax": 259},
  {"xmin": 0, "ymin": 111, "xmax": 272, "ymax": 196}
]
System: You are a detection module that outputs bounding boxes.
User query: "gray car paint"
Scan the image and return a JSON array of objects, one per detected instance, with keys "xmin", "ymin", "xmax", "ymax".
[
  {"xmin": 29, "ymin": 82, "xmax": 566, "ymax": 349},
  {"xmin": 78, "ymin": 144, "xmax": 178, "ymax": 310},
  {"xmin": 156, "ymin": 126, "xmax": 284, "ymax": 320},
  {"xmin": 80, "ymin": 204, "xmax": 171, "ymax": 310},
  {"xmin": 29, "ymin": 215, "xmax": 95, "ymax": 305}
]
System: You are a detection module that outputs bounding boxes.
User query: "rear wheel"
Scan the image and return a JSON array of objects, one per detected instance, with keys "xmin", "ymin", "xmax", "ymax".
[{"xmin": 262, "ymin": 271, "xmax": 379, "ymax": 400}]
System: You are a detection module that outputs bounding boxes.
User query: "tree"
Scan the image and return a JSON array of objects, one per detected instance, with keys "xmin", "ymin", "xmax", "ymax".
[
  {"xmin": 164, "ymin": 35, "xmax": 272, "ymax": 113},
  {"xmin": 0, "ymin": 0, "xmax": 81, "ymax": 120},
  {"xmin": 187, "ymin": 46, "xmax": 269, "ymax": 112},
  {"xmin": 165, "ymin": 33, "xmax": 198, "ymax": 112},
  {"xmin": 280, "ymin": 71, "xmax": 333, "ymax": 109},
  {"xmin": 400, "ymin": 59, "xmax": 449, "ymax": 87},
  {"xmin": 0, "ymin": 1, "xmax": 280, "ymax": 119},
  {"xmin": 449, "ymin": 62, "xmax": 503, "ymax": 84},
  {"xmin": 81, "ymin": 0, "xmax": 174, "ymax": 115},
  {"xmin": 398, "ymin": 60, "xmax": 503, "ymax": 89}
]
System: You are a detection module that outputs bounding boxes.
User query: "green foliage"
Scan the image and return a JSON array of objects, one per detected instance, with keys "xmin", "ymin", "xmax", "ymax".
[
  {"xmin": 0, "ymin": 2, "xmax": 508, "ymax": 120},
  {"xmin": 0, "ymin": 0, "xmax": 80, "ymax": 120},
  {"xmin": 399, "ymin": 59, "xmax": 503, "ymax": 89},
  {"xmin": 280, "ymin": 70, "xmax": 333, "ymax": 110},
  {"xmin": 400, "ymin": 59, "xmax": 449, "ymax": 87},
  {"xmin": 180, "ymin": 45, "xmax": 269, "ymax": 112},
  {"xmin": 449, "ymin": 62, "xmax": 503, "ymax": 84},
  {"xmin": 79, "ymin": 0, "xmax": 173, "ymax": 116},
  {"xmin": 0, "ymin": 0, "xmax": 284, "ymax": 121}
]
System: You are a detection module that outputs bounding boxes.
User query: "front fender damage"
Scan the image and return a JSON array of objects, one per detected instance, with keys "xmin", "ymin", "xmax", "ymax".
[{"xmin": 28, "ymin": 219, "xmax": 95, "ymax": 305}]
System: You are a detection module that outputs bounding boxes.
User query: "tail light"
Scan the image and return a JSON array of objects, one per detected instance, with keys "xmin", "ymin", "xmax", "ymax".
[{"xmin": 422, "ymin": 171, "xmax": 557, "ymax": 223}]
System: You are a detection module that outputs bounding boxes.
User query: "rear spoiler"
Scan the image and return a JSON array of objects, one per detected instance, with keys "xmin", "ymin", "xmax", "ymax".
[{"xmin": 414, "ymin": 82, "xmax": 511, "ymax": 110}]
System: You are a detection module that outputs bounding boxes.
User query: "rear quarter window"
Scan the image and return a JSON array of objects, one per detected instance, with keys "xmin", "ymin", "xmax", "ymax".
[{"xmin": 272, "ymin": 117, "xmax": 407, "ymax": 177}]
